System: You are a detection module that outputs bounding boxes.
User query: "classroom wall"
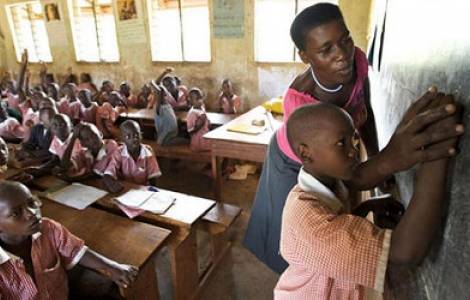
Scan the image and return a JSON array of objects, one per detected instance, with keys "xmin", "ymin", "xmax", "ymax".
[
  {"xmin": 369, "ymin": 0, "xmax": 470, "ymax": 298},
  {"xmin": 0, "ymin": 0, "xmax": 372, "ymax": 110}
]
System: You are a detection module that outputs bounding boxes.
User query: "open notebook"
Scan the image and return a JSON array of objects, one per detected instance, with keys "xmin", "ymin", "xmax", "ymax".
[
  {"xmin": 47, "ymin": 183, "xmax": 108, "ymax": 210},
  {"xmin": 114, "ymin": 189, "xmax": 175, "ymax": 214}
]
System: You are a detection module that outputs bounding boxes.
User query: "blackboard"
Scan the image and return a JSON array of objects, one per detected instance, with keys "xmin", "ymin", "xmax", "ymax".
[{"xmin": 370, "ymin": 0, "xmax": 470, "ymax": 299}]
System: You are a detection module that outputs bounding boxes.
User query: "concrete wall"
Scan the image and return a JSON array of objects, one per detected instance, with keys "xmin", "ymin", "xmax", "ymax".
[{"xmin": 0, "ymin": 0, "xmax": 372, "ymax": 110}]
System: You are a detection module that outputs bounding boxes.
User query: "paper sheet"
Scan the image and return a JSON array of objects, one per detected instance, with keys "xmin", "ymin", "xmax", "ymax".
[
  {"xmin": 115, "ymin": 189, "xmax": 175, "ymax": 214},
  {"xmin": 47, "ymin": 183, "xmax": 108, "ymax": 210}
]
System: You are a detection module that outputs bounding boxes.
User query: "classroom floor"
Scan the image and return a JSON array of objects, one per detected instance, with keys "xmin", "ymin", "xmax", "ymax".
[{"xmin": 154, "ymin": 159, "xmax": 279, "ymax": 300}]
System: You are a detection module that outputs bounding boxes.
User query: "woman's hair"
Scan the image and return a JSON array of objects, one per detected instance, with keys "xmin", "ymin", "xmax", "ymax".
[{"xmin": 290, "ymin": 3, "xmax": 343, "ymax": 51}]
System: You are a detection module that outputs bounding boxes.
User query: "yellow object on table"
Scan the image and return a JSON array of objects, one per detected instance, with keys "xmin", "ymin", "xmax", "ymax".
[{"xmin": 262, "ymin": 97, "xmax": 284, "ymax": 114}]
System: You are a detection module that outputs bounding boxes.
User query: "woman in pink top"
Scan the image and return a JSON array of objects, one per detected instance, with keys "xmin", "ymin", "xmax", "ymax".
[
  {"xmin": 187, "ymin": 88, "xmax": 211, "ymax": 152},
  {"xmin": 219, "ymin": 79, "xmax": 242, "ymax": 114},
  {"xmin": 244, "ymin": 3, "xmax": 456, "ymax": 274}
]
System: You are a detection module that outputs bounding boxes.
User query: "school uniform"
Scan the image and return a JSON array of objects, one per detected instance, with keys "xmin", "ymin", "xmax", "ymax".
[
  {"xmin": 274, "ymin": 168, "xmax": 391, "ymax": 300},
  {"xmin": 0, "ymin": 218, "xmax": 87, "ymax": 300},
  {"xmin": 104, "ymin": 144, "xmax": 161, "ymax": 185},
  {"xmin": 82, "ymin": 139, "xmax": 119, "ymax": 176},
  {"xmin": 165, "ymin": 86, "xmax": 189, "ymax": 110},
  {"xmin": 49, "ymin": 134, "xmax": 87, "ymax": 176},
  {"xmin": 22, "ymin": 123, "xmax": 53, "ymax": 155},
  {"xmin": 22, "ymin": 108, "xmax": 39, "ymax": 127},
  {"xmin": 0, "ymin": 117, "xmax": 26, "ymax": 140},
  {"xmin": 6, "ymin": 92, "xmax": 20, "ymax": 111},
  {"xmin": 58, "ymin": 97, "xmax": 81, "ymax": 121},
  {"xmin": 95, "ymin": 102, "xmax": 122, "ymax": 138},
  {"xmin": 219, "ymin": 93, "xmax": 242, "ymax": 114},
  {"xmin": 79, "ymin": 102, "xmax": 98, "ymax": 124},
  {"xmin": 154, "ymin": 103, "xmax": 180, "ymax": 146},
  {"xmin": 186, "ymin": 107, "xmax": 210, "ymax": 151}
]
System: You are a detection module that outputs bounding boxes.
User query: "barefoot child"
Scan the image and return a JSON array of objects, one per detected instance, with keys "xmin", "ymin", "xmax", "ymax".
[
  {"xmin": 187, "ymin": 88, "xmax": 210, "ymax": 152},
  {"xmin": 219, "ymin": 79, "xmax": 242, "ymax": 114},
  {"xmin": 0, "ymin": 181, "xmax": 138, "ymax": 298},
  {"xmin": 274, "ymin": 102, "xmax": 463, "ymax": 299}
]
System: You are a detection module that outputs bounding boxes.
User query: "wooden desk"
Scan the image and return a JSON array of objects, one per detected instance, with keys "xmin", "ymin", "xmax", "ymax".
[
  {"xmin": 41, "ymin": 198, "xmax": 170, "ymax": 300},
  {"xmin": 203, "ymin": 106, "xmax": 283, "ymax": 201},
  {"xmin": 32, "ymin": 176, "xmax": 240, "ymax": 300}
]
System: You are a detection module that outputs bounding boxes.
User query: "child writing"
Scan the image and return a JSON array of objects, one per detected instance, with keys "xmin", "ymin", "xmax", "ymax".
[
  {"xmin": 0, "ymin": 181, "xmax": 138, "ymax": 298},
  {"xmin": 274, "ymin": 100, "xmax": 463, "ymax": 299},
  {"xmin": 102, "ymin": 120, "xmax": 161, "ymax": 192},
  {"xmin": 187, "ymin": 88, "xmax": 210, "ymax": 152},
  {"xmin": 78, "ymin": 89, "xmax": 98, "ymax": 124},
  {"xmin": 96, "ymin": 91, "xmax": 126, "ymax": 139},
  {"xmin": 219, "ymin": 79, "xmax": 242, "ymax": 114}
]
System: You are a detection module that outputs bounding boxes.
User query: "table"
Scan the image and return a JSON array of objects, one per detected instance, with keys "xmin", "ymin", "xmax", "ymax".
[
  {"xmin": 41, "ymin": 198, "xmax": 170, "ymax": 300},
  {"xmin": 32, "ymin": 176, "xmax": 240, "ymax": 300},
  {"xmin": 203, "ymin": 106, "xmax": 283, "ymax": 201}
]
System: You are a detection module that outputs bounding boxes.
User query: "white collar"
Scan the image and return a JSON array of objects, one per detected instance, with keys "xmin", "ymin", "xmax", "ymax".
[
  {"xmin": 96, "ymin": 143, "xmax": 107, "ymax": 161},
  {"xmin": 121, "ymin": 144, "xmax": 152, "ymax": 159},
  {"xmin": 0, "ymin": 232, "xmax": 41, "ymax": 265},
  {"xmin": 55, "ymin": 133, "xmax": 73, "ymax": 147},
  {"xmin": 297, "ymin": 168, "xmax": 344, "ymax": 213}
]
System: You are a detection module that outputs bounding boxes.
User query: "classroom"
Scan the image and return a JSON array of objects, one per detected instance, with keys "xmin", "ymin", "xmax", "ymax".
[{"xmin": 0, "ymin": 0, "xmax": 469, "ymax": 299}]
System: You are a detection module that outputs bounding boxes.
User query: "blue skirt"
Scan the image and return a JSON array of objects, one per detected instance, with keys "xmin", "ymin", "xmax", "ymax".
[{"xmin": 243, "ymin": 133, "xmax": 301, "ymax": 274}]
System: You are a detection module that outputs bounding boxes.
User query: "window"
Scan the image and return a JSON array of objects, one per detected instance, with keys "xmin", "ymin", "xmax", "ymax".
[
  {"xmin": 6, "ymin": 1, "xmax": 53, "ymax": 62},
  {"xmin": 148, "ymin": 0, "xmax": 211, "ymax": 62},
  {"xmin": 254, "ymin": 0, "xmax": 337, "ymax": 62},
  {"xmin": 68, "ymin": 0, "xmax": 119, "ymax": 62}
]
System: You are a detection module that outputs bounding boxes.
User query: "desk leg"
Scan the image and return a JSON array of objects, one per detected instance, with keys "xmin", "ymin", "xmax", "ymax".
[
  {"xmin": 211, "ymin": 155, "xmax": 223, "ymax": 201},
  {"xmin": 169, "ymin": 229, "xmax": 199, "ymax": 300},
  {"xmin": 123, "ymin": 259, "xmax": 160, "ymax": 300}
]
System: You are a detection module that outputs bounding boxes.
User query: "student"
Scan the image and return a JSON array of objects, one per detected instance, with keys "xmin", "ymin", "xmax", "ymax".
[
  {"xmin": 0, "ymin": 102, "xmax": 26, "ymax": 142},
  {"xmin": 187, "ymin": 88, "xmax": 210, "ymax": 152},
  {"xmin": 78, "ymin": 72, "xmax": 98, "ymax": 95},
  {"xmin": 16, "ymin": 107, "xmax": 56, "ymax": 163},
  {"xmin": 155, "ymin": 68, "xmax": 189, "ymax": 111},
  {"xmin": 119, "ymin": 81, "xmax": 138, "ymax": 107},
  {"xmin": 94, "ymin": 80, "xmax": 114, "ymax": 105},
  {"xmin": 0, "ymin": 181, "xmax": 138, "ymax": 299},
  {"xmin": 219, "ymin": 79, "xmax": 242, "ymax": 114},
  {"xmin": 135, "ymin": 83, "xmax": 151, "ymax": 109},
  {"xmin": 151, "ymin": 81, "xmax": 187, "ymax": 146},
  {"xmin": 274, "ymin": 102, "xmax": 463, "ymax": 299},
  {"xmin": 78, "ymin": 89, "xmax": 98, "ymax": 124},
  {"xmin": 58, "ymin": 83, "xmax": 81, "ymax": 124},
  {"xmin": 96, "ymin": 91, "xmax": 126, "ymax": 139},
  {"xmin": 45, "ymin": 82, "xmax": 60, "ymax": 102},
  {"xmin": 74, "ymin": 122, "xmax": 119, "ymax": 177},
  {"xmin": 103, "ymin": 120, "xmax": 161, "ymax": 192}
]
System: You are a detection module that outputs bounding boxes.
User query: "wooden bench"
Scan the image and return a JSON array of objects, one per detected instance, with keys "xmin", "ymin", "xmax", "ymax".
[{"xmin": 144, "ymin": 139, "xmax": 212, "ymax": 163}]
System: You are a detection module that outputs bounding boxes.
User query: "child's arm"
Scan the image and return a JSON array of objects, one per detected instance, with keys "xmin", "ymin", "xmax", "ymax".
[
  {"xmin": 17, "ymin": 50, "xmax": 28, "ymax": 103},
  {"xmin": 189, "ymin": 114, "xmax": 207, "ymax": 134},
  {"xmin": 79, "ymin": 248, "xmax": 138, "ymax": 289},
  {"xmin": 24, "ymin": 155, "xmax": 60, "ymax": 176}
]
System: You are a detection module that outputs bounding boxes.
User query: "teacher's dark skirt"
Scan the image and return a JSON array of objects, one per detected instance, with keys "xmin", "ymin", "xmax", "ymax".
[{"xmin": 243, "ymin": 133, "xmax": 301, "ymax": 274}]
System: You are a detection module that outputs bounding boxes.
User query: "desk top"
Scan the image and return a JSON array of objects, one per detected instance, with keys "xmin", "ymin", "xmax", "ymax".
[
  {"xmin": 203, "ymin": 106, "xmax": 283, "ymax": 146},
  {"xmin": 120, "ymin": 108, "xmax": 237, "ymax": 127},
  {"xmin": 32, "ymin": 175, "xmax": 216, "ymax": 228},
  {"xmin": 41, "ymin": 198, "xmax": 170, "ymax": 267}
]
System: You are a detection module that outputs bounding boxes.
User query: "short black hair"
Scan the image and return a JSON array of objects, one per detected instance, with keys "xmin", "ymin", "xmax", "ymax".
[
  {"xmin": 290, "ymin": 3, "xmax": 343, "ymax": 51},
  {"xmin": 189, "ymin": 87, "xmax": 204, "ymax": 98}
]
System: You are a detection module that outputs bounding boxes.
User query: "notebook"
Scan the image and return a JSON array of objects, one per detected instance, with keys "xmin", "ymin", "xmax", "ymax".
[
  {"xmin": 47, "ymin": 183, "xmax": 108, "ymax": 210},
  {"xmin": 227, "ymin": 122, "xmax": 266, "ymax": 135},
  {"xmin": 114, "ymin": 189, "xmax": 175, "ymax": 214}
]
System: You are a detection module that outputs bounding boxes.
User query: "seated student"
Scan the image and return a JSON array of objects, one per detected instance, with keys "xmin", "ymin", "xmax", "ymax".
[
  {"xmin": 135, "ymin": 83, "xmax": 151, "ymax": 109},
  {"xmin": 0, "ymin": 181, "xmax": 138, "ymax": 299},
  {"xmin": 78, "ymin": 89, "xmax": 98, "ymax": 124},
  {"xmin": 119, "ymin": 81, "xmax": 138, "ymax": 107},
  {"xmin": 58, "ymin": 83, "xmax": 81, "ymax": 124},
  {"xmin": 274, "ymin": 102, "xmax": 463, "ymax": 299},
  {"xmin": 0, "ymin": 102, "xmax": 25, "ymax": 142},
  {"xmin": 154, "ymin": 67, "xmax": 189, "ymax": 111},
  {"xmin": 187, "ymin": 88, "xmax": 210, "ymax": 152},
  {"xmin": 45, "ymin": 82, "xmax": 60, "ymax": 102},
  {"xmin": 78, "ymin": 72, "xmax": 98, "ymax": 95},
  {"xmin": 94, "ymin": 80, "xmax": 114, "ymax": 105},
  {"xmin": 96, "ymin": 91, "xmax": 127, "ymax": 139},
  {"xmin": 219, "ymin": 79, "xmax": 242, "ymax": 114},
  {"xmin": 102, "ymin": 120, "xmax": 161, "ymax": 192},
  {"xmin": 15, "ymin": 107, "xmax": 56, "ymax": 163},
  {"xmin": 151, "ymin": 81, "xmax": 188, "ymax": 146},
  {"xmin": 74, "ymin": 122, "xmax": 119, "ymax": 177}
]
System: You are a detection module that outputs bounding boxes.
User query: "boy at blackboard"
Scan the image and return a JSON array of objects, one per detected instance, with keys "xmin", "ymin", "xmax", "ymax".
[
  {"xmin": 274, "ymin": 100, "xmax": 463, "ymax": 299},
  {"xmin": 0, "ymin": 181, "xmax": 138, "ymax": 299}
]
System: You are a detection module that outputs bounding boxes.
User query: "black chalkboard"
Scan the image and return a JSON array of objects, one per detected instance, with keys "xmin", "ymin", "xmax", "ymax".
[{"xmin": 369, "ymin": 0, "xmax": 470, "ymax": 299}]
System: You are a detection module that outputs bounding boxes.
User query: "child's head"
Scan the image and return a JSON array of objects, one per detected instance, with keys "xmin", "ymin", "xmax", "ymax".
[
  {"xmin": 77, "ymin": 123, "xmax": 103, "ymax": 157},
  {"xmin": 141, "ymin": 83, "xmax": 151, "ymax": 95},
  {"xmin": 46, "ymin": 83, "xmax": 60, "ymax": 101},
  {"xmin": 221, "ymin": 79, "xmax": 233, "ymax": 94},
  {"xmin": 78, "ymin": 89, "xmax": 92, "ymax": 107},
  {"xmin": 80, "ymin": 72, "xmax": 92, "ymax": 84},
  {"xmin": 51, "ymin": 113, "xmax": 72, "ymax": 141},
  {"xmin": 44, "ymin": 73, "xmax": 55, "ymax": 85},
  {"xmin": 290, "ymin": 3, "xmax": 354, "ymax": 85},
  {"xmin": 162, "ymin": 76, "xmax": 177, "ymax": 93},
  {"xmin": 39, "ymin": 107, "xmax": 57, "ymax": 129},
  {"xmin": 188, "ymin": 88, "xmax": 204, "ymax": 108},
  {"xmin": 0, "ymin": 137, "xmax": 8, "ymax": 168},
  {"xmin": 31, "ymin": 90, "xmax": 47, "ymax": 110},
  {"xmin": 174, "ymin": 76, "xmax": 182, "ymax": 86},
  {"xmin": 287, "ymin": 103, "xmax": 360, "ymax": 181},
  {"xmin": 61, "ymin": 83, "xmax": 77, "ymax": 100},
  {"xmin": 102, "ymin": 80, "xmax": 114, "ymax": 93},
  {"xmin": 109, "ymin": 91, "xmax": 124, "ymax": 107},
  {"xmin": 38, "ymin": 97, "xmax": 56, "ymax": 110},
  {"xmin": 119, "ymin": 82, "xmax": 131, "ymax": 97},
  {"xmin": 120, "ymin": 120, "xmax": 142, "ymax": 154},
  {"xmin": 0, "ymin": 181, "xmax": 42, "ymax": 239}
]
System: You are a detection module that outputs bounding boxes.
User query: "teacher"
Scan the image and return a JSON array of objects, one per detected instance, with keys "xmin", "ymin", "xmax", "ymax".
[{"xmin": 244, "ymin": 3, "xmax": 460, "ymax": 274}]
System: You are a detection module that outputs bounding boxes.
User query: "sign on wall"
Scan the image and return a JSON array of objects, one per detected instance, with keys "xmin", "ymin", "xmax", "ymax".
[
  {"xmin": 42, "ymin": 0, "xmax": 67, "ymax": 47},
  {"xmin": 213, "ymin": 0, "xmax": 244, "ymax": 38}
]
